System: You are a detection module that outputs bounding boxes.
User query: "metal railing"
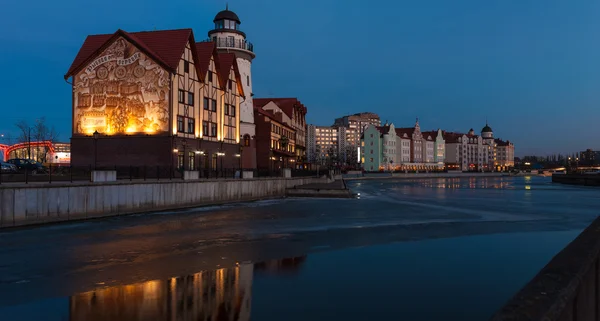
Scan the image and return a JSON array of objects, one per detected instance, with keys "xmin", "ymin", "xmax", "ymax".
[
  {"xmin": 0, "ymin": 165, "xmax": 319, "ymax": 184},
  {"xmin": 203, "ymin": 38, "xmax": 254, "ymax": 52}
]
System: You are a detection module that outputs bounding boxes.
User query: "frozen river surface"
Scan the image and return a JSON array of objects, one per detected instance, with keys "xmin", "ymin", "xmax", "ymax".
[{"xmin": 0, "ymin": 176, "xmax": 597, "ymax": 320}]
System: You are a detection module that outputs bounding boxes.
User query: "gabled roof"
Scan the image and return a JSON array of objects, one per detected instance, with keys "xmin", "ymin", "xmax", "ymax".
[
  {"xmin": 442, "ymin": 131, "xmax": 465, "ymax": 144},
  {"xmin": 395, "ymin": 128, "xmax": 414, "ymax": 138},
  {"xmin": 375, "ymin": 125, "xmax": 390, "ymax": 135},
  {"xmin": 254, "ymin": 107, "xmax": 294, "ymax": 130},
  {"xmin": 253, "ymin": 98, "xmax": 308, "ymax": 118},
  {"xmin": 65, "ymin": 28, "xmax": 197, "ymax": 79},
  {"xmin": 495, "ymin": 138, "xmax": 512, "ymax": 146},
  {"xmin": 195, "ymin": 41, "xmax": 217, "ymax": 81},
  {"xmin": 216, "ymin": 53, "xmax": 245, "ymax": 97}
]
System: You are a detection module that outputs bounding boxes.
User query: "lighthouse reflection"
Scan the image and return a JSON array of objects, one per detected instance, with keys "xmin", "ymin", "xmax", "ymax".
[{"xmin": 69, "ymin": 256, "xmax": 307, "ymax": 321}]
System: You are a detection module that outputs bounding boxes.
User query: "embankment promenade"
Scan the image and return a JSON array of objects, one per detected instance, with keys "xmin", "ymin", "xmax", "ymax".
[
  {"xmin": 0, "ymin": 176, "xmax": 329, "ymax": 229},
  {"xmin": 343, "ymin": 172, "xmax": 509, "ymax": 180}
]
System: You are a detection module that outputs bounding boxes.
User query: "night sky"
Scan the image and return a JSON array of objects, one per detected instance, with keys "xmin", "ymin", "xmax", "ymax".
[{"xmin": 2, "ymin": 0, "xmax": 600, "ymax": 156}]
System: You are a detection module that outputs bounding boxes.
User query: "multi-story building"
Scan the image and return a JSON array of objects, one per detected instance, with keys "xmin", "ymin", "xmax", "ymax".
[
  {"xmin": 334, "ymin": 112, "xmax": 381, "ymax": 137},
  {"xmin": 334, "ymin": 112, "xmax": 380, "ymax": 166},
  {"xmin": 444, "ymin": 124, "xmax": 510, "ymax": 171},
  {"xmin": 65, "ymin": 9, "xmax": 251, "ymax": 170},
  {"xmin": 254, "ymin": 107, "xmax": 297, "ymax": 170},
  {"xmin": 306, "ymin": 125, "xmax": 349, "ymax": 165},
  {"xmin": 361, "ymin": 120, "xmax": 444, "ymax": 171},
  {"xmin": 495, "ymin": 138, "xmax": 515, "ymax": 170},
  {"xmin": 253, "ymin": 98, "xmax": 307, "ymax": 166}
]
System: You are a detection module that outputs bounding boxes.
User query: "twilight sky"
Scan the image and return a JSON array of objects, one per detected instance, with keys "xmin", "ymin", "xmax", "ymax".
[{"xmin": 1, "ymin": 0, "xmax": 600, "ymax": 156}]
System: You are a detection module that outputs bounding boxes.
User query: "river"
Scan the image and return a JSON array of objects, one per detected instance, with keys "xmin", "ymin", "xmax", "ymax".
[{"xmin": 0, "ymin": 176, "xmax": 597, "ymax": 320}]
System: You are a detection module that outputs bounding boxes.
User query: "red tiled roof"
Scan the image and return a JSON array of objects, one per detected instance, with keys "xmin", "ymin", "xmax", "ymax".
[
  {"xmin": 421, "ymin": 131, "xmax": 436, "ymax": 141},
  {"xmin": 442, "ymin": 131, "xmax": 465, "ymax": 144},
  {"xmin": 395, "ymin": 128, "xmax": 414, "ymax": 138},
  {"xmin": 253, "ymin": 98, "xmax": 308, "ymax": 118},
  {"xmin": 495, "ymin": 138, "xmax": 512, "ymax": 146},
  {"xmin": 65, "ymin": 28, "xmax": 196, "ymax": 79},
  {"xmin": 215, "ymin": 53, "xmax": 245, "ymax": 97},
  {"xmin": 65, "ymin": 33, "xmax": 113, "ymax": 78},
  {"xmin": 254, "ymin": 107, "xmax": 294, "ymax": 130},
  {"xmin": 375, "ymin": 125, "xmax": 390, "ymax": 135},
  {"xmin": 195, "ymin": 42, "xmax": 216, "ymax": 81}
]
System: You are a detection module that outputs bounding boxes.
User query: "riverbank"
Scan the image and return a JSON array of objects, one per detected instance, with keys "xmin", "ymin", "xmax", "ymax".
[
  {"xmin": 0, "ymin": 176, "xmax": 330, "ymax": 229},
  {"xmin": 552, "ymin": 173, "xmax": 600, "ymax": 186},
  {"xmin": 344, "ymin": 172, "xmax": 509, "ymax": 180}
]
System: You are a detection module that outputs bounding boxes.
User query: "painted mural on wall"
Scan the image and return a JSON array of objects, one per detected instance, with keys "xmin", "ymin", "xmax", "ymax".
[{"xmin": 73, "ymin": 37, "xmax": 170, "ymax": 135}]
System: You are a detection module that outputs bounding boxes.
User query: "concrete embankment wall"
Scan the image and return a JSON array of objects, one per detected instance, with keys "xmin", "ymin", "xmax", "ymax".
[
  {"xmin": 344, "ymin": 172, "xmax": 508, "ymax": 180},
  {"xmin": 0, "ymin": 177, "xmax": 328, "ymax": 228},
  {"xmin": 490, "ymin": 216, "xmax": 600, "ymax": 321}
]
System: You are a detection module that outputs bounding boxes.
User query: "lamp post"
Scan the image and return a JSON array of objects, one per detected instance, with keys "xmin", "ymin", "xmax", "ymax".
[{"xmin": 93, "ymin": 130, "xmax": 99, "ymax": 170}]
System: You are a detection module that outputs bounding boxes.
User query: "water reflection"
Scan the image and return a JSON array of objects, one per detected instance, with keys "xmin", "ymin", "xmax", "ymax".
[{"xmin": 69, "ymin": 256, "xmax": 307, "ymax": 321}]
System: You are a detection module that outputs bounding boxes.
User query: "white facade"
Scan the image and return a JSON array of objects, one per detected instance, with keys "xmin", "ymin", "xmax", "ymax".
[{"xmin": 209, "ymin": 9, "xmax": 256, "ymax": 140}]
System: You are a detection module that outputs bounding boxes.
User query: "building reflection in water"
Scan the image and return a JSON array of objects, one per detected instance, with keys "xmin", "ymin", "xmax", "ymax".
[{"xmin": 69, "ymin": 256, "xmax": 306, "ymax": 321}]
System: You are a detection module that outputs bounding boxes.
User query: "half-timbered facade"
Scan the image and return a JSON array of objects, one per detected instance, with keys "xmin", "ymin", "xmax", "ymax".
[{"xmin": 65, "ymin": 28, "xmax": 244, "ymax": 170}]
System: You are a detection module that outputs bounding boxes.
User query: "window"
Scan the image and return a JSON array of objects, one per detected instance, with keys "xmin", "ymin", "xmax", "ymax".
[
  {"xmin": 187, "ymin": 92, "xmax": 194, "ymax": 105},
  {"xmin": 243, "ymin": 134, "xmax": 250, "ymax": 146},
  {"xmin": 228, "ymin": 80, "xmax": 232, "ymax": 90},
  {"xmin": 247, "ymin": 75, "xmax": 250, "ymax": 86},
  {"xmin": 177, "ymin": 116, "xmax": 184, "ymax": 132},
  {"xmin": 177, "ymin": 152, "xmax": 184, "ymax": 169},
  {"xmin": 211, "ymin": 123, "xmax": 217, "ymax": 137},
  {"xmin": 203, "ymin": 97, "xmax": 209, "ymax": 110},
  {"xmin": 224, "ymin": 104, "xmax": 229, "ymax": 116},
  {"xmin": 203, "ymin": 121, "xmax": 208, "ymax": 136},
  {"xmin": 178, "ymin": 90, "xmax": 185, "ymax": 103},
  {"xmin": 187, "ymin": 118, "xmax": 195, "ymax": 134},
  {"xmin": 188, "ymin": 152, "xmax": 195, "ymax": 170},
  {"xmin": 211, "ymin": 99, "xmax": 217, "ymax": 112},
  {"xmin": 231, "ymin": 105, "xmax": 236, "ymax": 117},
  {"xmin": 184, "ymin": 61, "xmax": 189, "ymax": 73},
  {"xmin": 208, "ymin": 72, "xmax": 213, "ymax": 82}
]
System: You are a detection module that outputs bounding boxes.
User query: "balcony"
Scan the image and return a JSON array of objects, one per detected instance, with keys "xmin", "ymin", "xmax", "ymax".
[{"xmin": 204, "ymin": 37, "xmax": 254, "ymax": 53}]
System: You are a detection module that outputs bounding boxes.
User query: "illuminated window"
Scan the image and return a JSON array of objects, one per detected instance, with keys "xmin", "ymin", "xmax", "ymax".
[
  {"xmin": 210, "ymin": 123, "xmax": 217, "ymax": 137},
  {"xmin": 177, "ymin": 152, "xmax": 184, "ymax": 169},
  {"xmin": 224, "ymin": 104, "xmax": 229, "ymax": 116},
  {"xmin": 202, "ymin": 121, "xmax": 208, "ymax": 136},
  {"xmin": 188, "ymin": 152, "xmax": 195, "ymax": 170},
  {"xmin": 177, "ymin": 116, "xmax": 184, "ymax": 132},
  {"xmin": 178, "ymin": 90, "xmax": 185, "ymax": 103},
  {"xmin": 187, "ymin": 118, "xmax": 194, "ymax": 134}
]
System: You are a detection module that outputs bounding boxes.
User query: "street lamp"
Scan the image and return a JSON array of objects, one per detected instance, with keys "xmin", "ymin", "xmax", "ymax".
[{"xmin": 93, "ymin": 130, "xmax": 99, "ymax": 169}]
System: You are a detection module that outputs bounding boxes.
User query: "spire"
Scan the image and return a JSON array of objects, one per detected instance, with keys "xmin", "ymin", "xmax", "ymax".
[{"xmin": 226, "ymin": 3, "xmax": 229, "ymax": 10}]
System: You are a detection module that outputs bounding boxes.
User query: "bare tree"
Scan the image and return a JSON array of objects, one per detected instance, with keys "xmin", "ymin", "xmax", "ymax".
[{"xmin": 14, "ymin": 118, "xmax": 59, "ymax": 162}]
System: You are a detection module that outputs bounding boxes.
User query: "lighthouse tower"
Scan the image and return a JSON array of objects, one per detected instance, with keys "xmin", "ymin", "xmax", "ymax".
[{"xmin": 209, "ymin": 6, "xmax": 257, "ymax": 167}]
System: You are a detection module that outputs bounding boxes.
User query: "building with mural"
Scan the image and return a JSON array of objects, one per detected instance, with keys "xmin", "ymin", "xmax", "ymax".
[{"xmin": 64, "ymin": 8, "xmax": 252, "ymax": 170}]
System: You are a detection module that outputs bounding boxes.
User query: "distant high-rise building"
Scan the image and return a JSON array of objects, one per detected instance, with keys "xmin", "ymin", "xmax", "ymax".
[
  {"xmin": 580, "ymin": 149, "xmax": 600, "ymax": 166},
  {"xmin": 306, "ymin": 125, "xmax": 351, "ymax": 165}
]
